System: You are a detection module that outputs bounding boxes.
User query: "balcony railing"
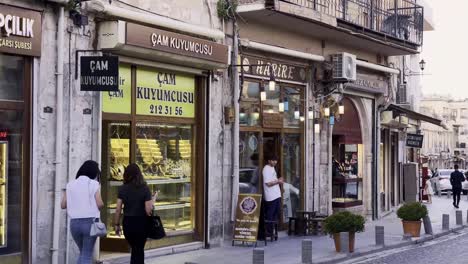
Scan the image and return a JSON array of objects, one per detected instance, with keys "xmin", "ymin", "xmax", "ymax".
[{"xmin": 280, "ymin": 0, "xmax": 423, "ymax": 45}]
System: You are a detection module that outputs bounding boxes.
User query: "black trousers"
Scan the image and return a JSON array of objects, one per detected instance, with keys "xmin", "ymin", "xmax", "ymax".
[
  {"xmin": 453, "ymin": 188, "xmax": 462, "ymax": 206},
  {"xmin": 123, "ymin": 216, "xmax": 147, "ymax": 264},
  {"xmin": 264, "ymin": 198, "xmax": 281, "ymax": 234}
]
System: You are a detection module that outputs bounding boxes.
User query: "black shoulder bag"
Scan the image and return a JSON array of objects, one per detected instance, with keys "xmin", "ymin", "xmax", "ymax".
[{"xmin": 146, "ymin": 212, "xmax": 166, "ymax": 240}]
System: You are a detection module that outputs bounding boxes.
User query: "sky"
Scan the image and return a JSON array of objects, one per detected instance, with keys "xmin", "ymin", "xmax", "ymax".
[{"xmin": 420, "ymin": 0, "xmax": 468, "ymax": 99}]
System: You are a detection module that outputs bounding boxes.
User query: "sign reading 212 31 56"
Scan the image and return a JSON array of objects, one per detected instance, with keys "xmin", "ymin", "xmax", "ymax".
[{"xmin": 136, "ymin": 68, "xmax": 195, "ymax": 118}]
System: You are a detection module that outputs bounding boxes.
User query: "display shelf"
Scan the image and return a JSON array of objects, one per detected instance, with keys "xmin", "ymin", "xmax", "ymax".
[
  {"xmin": 332, "ymin": 200, "xmax": 363, "ymax": 208},
  {"xmin": 108, "ymin": 178, "xmax": 191, "ymax": 186},
  {"xmin": 108, "ymin": 202, "xmax": 191, "ymax": 213},
  {"xmin": 332, "ymin": 177, "xmax": 363, "ymax": 184}
]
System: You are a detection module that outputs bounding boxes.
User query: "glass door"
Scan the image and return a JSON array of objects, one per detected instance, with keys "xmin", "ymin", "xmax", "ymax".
[{"xmin": 281, "ymin": 134, "xmax": 301, "ymax": 225}]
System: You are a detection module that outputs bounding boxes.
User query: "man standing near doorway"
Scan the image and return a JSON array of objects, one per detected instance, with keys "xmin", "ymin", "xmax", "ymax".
[
  {"xmin": 450, "ymin": 164, "xmax": 465, "ymax": 208},
  {"xmin": 263, "ymin": 155, "xmax": 283, "ymax": 238}
]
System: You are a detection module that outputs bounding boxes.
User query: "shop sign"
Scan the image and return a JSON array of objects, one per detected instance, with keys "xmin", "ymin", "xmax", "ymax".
[
  {"xmin": 136, "ymin": 67, "xmax": 195, "ymax": 118},
  {"xmin": 126, "ymin": 23, "xmax": 229, "ymax": 64},
  {"xmin": 263, "ymin": 112, "xmax": 283, "ymax": 128},
  {"xmin": 233, "ymin": 194, "xmax": 262, "ymax": 243},
  {"xmin": 0, "ymin": 130, "xmax": 7, "ymax": 139},
  {"xmin": 0, "ymin": 4, "xmax": 42, "ymax": 56},
  {"xmin": 102, "ymin": 64, "xmax": 131, "ymax": 114},
  {"xmin": 241, "ymin": 55, "xmax": 307, "ymax": 83},
  {"xmin": 406, "ymin": 133, "xmax": 424, "ymax": 148},
  {"xmin": 80, "ymin": 56, "xmax": 119, "ymax": 91},
  {"xmin": 345, "ymin": 72, "xmax": 388, "ymax": 94}
]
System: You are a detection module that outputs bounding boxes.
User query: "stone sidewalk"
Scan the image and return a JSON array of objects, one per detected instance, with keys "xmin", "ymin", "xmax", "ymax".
[{"xmin": 110, "ymin": 196, "xmax": 468, "ymax": 264}]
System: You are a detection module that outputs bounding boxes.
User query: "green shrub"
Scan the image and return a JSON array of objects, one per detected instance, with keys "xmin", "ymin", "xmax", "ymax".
[
  {"xmin": 217, "ymin": 0, "xmax": 238, "ymax": 20},
  {"xmin": 397, "ymin": 202, "xmax": 428, "ymax": 221},
  {"xmin": 323, "ymin": 211, "xmax": 366, "ymax": 235}
]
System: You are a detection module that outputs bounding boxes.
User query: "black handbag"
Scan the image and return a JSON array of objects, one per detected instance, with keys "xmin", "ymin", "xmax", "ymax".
[{"xmin": 146, "ymin": 213, "xmax": 166, "ymax": 240}]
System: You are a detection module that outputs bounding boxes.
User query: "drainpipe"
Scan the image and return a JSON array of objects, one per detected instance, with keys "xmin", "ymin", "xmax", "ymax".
[
  {"xmin": 230, "ymin": 19, "xmax": 240, "ymax": 221},
  {"xmin": 51, "ymin": 6, "xmax": 65, "ymax": 264}
]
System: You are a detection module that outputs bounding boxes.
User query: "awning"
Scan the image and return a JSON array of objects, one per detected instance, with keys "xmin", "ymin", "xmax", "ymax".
[{"xmin": 386, "ymin": 104, "xmax": 443, "ymax": 127}]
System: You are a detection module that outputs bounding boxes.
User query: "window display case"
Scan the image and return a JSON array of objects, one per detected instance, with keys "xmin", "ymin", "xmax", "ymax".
[
  {"xmin": 332, "ymin": 144, "xmax": 363, "ymax": 208},
  {"xmin": 0, "ymin": 142, "xmax": 6, "ymax": 247},
  {"xmin": 104, "ymin": 122, "xmax": 194, "ymax": 239}
]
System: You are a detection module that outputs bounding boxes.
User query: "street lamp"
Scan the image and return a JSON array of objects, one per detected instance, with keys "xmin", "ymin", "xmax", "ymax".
[{"xmin": 419, "ymin": 59, "xmax": 426, "ymax": 71}]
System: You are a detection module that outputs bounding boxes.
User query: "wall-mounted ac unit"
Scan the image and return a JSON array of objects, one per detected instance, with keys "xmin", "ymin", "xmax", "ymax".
[
  {"xmin": 332, "ymin": 52, "xmax": 357, "ymax": 82},
  {"xmin": 396, "ymin": 84, "xmax": 408, "ymax": 105}
]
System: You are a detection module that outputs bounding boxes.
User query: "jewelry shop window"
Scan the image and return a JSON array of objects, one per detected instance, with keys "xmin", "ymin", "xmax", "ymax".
[{"xmin": 102, "ymin": 64, "xmax": 198, "ymax": 249}]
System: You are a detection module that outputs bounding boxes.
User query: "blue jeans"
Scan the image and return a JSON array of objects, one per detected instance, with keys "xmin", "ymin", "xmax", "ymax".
[{"xmin": 70, "ymin": 218, "xmax": 97, "ymax": 264}]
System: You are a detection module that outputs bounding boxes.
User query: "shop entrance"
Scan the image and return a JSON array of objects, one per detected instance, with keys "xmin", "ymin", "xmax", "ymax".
[{"xmin": 262, "ymin": 132, "xmax": 302, "ymax": 229}]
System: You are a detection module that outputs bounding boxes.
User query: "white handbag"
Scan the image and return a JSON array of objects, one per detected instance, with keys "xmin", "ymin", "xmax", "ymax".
[{"xmin": 90, "ymin": 218, "xmax": 107, "ymax": 237}]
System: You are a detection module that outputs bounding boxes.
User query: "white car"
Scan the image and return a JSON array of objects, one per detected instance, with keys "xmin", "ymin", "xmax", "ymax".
[{"xmin": 437, "ymin": 169, "xmax": 468, "ymax": 193}]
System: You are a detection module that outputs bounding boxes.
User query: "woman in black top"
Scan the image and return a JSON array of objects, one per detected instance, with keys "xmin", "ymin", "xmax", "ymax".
[{"xmin": 114, "ymin": 164, "xmax": 156, "ymax": 264}]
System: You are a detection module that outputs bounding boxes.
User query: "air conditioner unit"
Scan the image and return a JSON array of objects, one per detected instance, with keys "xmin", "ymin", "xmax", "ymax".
[
  {"xmin": 332, "ymin": 53, "xmax": 357, "ymax": 82},
  {"xmin": 397, "ymin": 84, "xmax": 408, "ymax": 105}
]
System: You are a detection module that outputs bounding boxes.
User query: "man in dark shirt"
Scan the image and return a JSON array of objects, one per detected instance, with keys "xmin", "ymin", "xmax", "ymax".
[{"xmin": 450, "ymin": 164, "xmax": 465, "ymax": 208}]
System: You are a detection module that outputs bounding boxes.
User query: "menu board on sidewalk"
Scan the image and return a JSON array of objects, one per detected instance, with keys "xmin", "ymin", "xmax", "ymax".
[{"xmin": 233, "ymin": 194, "xmax": 262, "ymax": 244}]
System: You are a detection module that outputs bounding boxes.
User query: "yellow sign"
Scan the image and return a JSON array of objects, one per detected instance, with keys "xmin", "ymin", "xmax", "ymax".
[
  {"xmin": 136, "ymin": 67, "xmax": 195, "ymax": 118},
  {"xmin": 102, "ymin": 65, "xmax": 131, "ymax": 114}
]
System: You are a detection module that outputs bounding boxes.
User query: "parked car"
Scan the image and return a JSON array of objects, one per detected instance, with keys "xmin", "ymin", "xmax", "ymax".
[
  {"xmin": 239, "ymin": 167, "xmax": 259, "ymax": 194},
  {"xmin": 437, "ymin": 169, "xmax": 468, "ymax": 194}
]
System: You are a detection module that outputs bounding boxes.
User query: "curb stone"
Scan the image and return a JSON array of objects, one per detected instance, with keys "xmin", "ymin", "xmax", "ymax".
[{"xmin": 315, "ymin": 226, "xmax": 467, "ymax": 264}]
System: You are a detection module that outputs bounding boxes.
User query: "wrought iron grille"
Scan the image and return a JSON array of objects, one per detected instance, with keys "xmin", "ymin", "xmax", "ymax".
[{"xmin": 280, "ymin": 0, "xmax": 424, "ymax": 45}]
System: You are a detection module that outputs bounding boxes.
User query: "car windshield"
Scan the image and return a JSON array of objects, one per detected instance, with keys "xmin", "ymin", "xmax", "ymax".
[{"xmin": 438, "ymin": 170, "xmax": 452, "ymax": 178}]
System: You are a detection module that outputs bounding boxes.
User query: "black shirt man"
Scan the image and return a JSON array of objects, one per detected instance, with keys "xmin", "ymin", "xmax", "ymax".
[{"xmin": 450, "ymin": 164, "xmax": 465, "ymax": 208}]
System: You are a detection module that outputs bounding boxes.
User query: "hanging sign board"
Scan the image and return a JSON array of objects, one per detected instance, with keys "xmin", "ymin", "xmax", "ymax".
[
  {"xmin": 233, "ymin": 194, "xmax": 262, "ymax": 244},
  {"xmin": 406, "ymin": 133, "xmax": 424, "ymax": 148},
  {"xmin": 136, "ymin": 67, "xmax": 195, "ymax": 118},
  {"xmin": 80, "ymin": 56, "xmax": 119, "ymax": 91}
]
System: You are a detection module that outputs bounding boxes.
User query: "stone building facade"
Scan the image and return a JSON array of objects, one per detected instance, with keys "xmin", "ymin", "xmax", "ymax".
[{"xmin": 0, "ymin": 0, "xmax": 436, "ymax": 263}]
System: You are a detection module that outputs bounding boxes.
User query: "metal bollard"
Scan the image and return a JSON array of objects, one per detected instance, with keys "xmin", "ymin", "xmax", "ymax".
[
  {"xmin": 456, "ymin": 210, "xmax": 463, "ymax": 226},
  {"xmin": 447, "ymin": 190, "xmax": 452, "ymax": 199},
  {"xmin": 442, "ymin": 214, "xmax": 450, "ymax": 230},
  {"xmin": 375, "ymin": 226, "xmax": 385, "ymax": 246},
  {"xmin": 339, "ymin": 232, "xmax": 349, "ymax": 253},
  {"xmin": 253, "ymin": 248, "xmax": 264, "ymax": 264},
  {"xmin": 301, "ymin": 239, "xmax": 312, "ymax": 264},
  {"xmin": 423, "ymin": 215, "xmax": 433, "ymax": 235}
]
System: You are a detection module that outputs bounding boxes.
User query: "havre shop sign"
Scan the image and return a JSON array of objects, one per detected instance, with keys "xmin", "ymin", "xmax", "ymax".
[
  {"xmin": 0, "ymin": 4, "xmax": 42, "ymax": 57},
  {"xmin": 241, "ymin": 55, "xmax": 307, "ymax": 83}
]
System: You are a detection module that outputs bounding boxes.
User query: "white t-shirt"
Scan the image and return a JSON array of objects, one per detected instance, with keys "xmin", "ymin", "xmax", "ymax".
[
  {"xmin": 66, "ymin": 176, "xmax": 100, "ymax": 219},
  {"xmin": 263, "ymin": 165, "xmax": 282, "ymax": 201}
]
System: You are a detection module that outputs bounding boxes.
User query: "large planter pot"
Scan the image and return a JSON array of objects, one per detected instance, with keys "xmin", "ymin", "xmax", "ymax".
[
  {"xmin": 402, "ymin": 220, "xmax": 422, "ymax": 237},
  {"xmin": 332, "ymin": 232, "xmax": 355, "ymax": 253}
]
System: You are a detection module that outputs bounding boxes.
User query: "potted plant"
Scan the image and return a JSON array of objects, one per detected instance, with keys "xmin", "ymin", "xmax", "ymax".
[
  {"xmin": 323, "ymin": 211, "xmax": 365, "ymax": 253},
  {"xmin": 397, "ymin": 202, "xmax": 428, "ymax": 237}
]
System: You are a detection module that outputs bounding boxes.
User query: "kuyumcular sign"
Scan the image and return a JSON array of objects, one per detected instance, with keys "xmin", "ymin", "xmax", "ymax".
[
  {"xmin": 136, "ymin": 67, "xmax": 195, "ymax": 118},
  {"xmin": 80, "ymin": 56, "xmax": 119, "ymax": 92}
]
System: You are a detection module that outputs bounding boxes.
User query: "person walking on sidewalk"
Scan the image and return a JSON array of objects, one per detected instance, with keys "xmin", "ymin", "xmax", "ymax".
[
  {"xmin": 450, "ymin": 164, "xmax": 465, "ymax": 208},
  {"xmin": 113, "ymin": 164, "xmax": 157, "ymax": 264},
  {"xmin": 61, "ymin": 160, "xmax": 104, "ymax": 264},
  {"xmin": 263, "ymin": 155, "xmax": 283, "ymax": 239},
  {"xmin": 424, "ymin": 178, "xmax": 434, "ymax": 204}
]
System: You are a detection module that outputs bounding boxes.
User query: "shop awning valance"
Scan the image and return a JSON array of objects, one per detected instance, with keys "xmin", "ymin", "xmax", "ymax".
[{"xmin": 386, "ymin": 104, "xmax": 443, "ymax": 128}]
